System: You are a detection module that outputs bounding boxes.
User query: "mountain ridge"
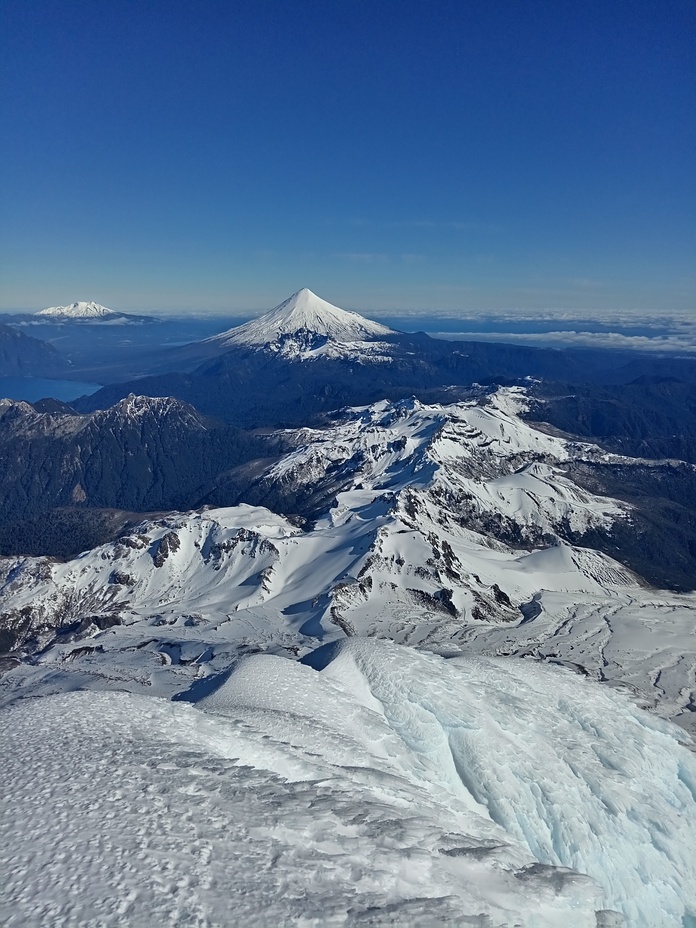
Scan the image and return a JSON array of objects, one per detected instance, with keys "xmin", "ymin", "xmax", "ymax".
[
  {"xmin": 0, "ymin": 394, "xmax": 282, "ymax": 558},
  {"xmin": 2, "ymin": 387, "xmax": 695, "ymax": 738}
]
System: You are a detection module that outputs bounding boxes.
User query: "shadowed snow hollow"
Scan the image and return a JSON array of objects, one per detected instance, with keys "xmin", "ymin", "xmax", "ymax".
[{"xmin": 1, "ymin": 640, "xmax": 693, "ymax": 927}]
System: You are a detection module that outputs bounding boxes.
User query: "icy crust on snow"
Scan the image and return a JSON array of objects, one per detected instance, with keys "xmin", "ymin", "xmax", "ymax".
[
  {"xmin": 207, "ymin": 287, "xmax": 397, "ymax": 359},
  {"xmin": 1, "ymin": 641, "xmax": 694, "ymax": 927},
  {"xmin": 308, "ymin": 641, "xmax": 696, "ymax": 926}
]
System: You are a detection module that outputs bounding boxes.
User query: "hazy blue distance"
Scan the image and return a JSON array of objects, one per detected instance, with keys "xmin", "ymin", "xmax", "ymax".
[{"xmin": 1, "ymin": 0, "xmax": 694, "ymax": 315}]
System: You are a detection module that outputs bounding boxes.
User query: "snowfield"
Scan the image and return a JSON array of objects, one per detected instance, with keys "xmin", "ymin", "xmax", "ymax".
[{"xmin": 1, "ymin": 639, "xmax": 694, "ymax": 927}]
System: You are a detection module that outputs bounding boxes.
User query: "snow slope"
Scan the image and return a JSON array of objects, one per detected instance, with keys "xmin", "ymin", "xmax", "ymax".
[
  {"xmin": 206, "ymin": 288, "xmax": 397, "ymax": 359},
  {"xmin": 2, "ymin": 639, "xmax": 694, "ymax": 927}
]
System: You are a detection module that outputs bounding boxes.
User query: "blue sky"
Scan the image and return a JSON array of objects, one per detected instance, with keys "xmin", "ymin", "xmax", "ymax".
[{"xmin": 1, "ymin": 0, "xmax": 694, "ymax": 314}]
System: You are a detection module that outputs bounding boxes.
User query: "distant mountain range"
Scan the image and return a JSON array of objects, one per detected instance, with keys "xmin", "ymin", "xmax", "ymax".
[
  {"xmin": 2, "ymin": 288, "xmax": 696, "ymax": 626},
  {"xmin": 2, "ymin": 380, "xmax": 696, "ymax": 591},
  {"xmin": 69, "ymin": 289, "xmax": 696, "ymax": 436},
  {"xmin": 69, "ymin": 289, "xmax": 625, "ymax": 424},
  {"xmin": 2, "ymin": 387, "xmax": 695, "ymax": 740}
]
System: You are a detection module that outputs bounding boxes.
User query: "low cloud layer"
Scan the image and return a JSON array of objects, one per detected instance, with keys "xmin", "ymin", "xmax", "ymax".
[{"xmin": 430, "ymin": 328, "xmax": 696, "ymax": 354}]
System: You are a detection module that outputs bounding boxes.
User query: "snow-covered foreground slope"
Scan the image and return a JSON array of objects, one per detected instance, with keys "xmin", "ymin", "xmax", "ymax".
[{"xmin": 1, "ymin": 639, "xmax": 694, "ymax": 927}]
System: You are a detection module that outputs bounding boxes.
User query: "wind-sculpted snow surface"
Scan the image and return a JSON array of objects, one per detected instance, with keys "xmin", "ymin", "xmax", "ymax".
[{"xmin": 1, "ymin": 640, "xmax": 694, "ymax": 927}]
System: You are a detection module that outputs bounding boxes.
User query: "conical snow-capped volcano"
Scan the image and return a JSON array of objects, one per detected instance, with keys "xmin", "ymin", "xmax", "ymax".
[
  {"xmin": 37, "ymin": 301, "xmax": 117, "ymax": 319},
  {"xmin": 209, "ymin": 289, "xmax": 396, "ymax": 352}
]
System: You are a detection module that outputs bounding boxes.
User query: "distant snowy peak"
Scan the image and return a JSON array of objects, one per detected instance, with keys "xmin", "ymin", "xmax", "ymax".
[
  {"xmin": 35, "ymin": 301, "xmax": 153, "ymax": 324},
  {"xmin": 208, "ymin": 289, "xmax": 397, "ymax": 358},
  {"xmin": 37, "ymin": 301, "xmax": 117, "ymax": 319}
]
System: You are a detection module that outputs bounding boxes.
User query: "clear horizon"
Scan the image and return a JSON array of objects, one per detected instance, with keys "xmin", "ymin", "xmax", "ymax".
[{"xmin": 1, "ymin": 0, "xmax": 694, "ymax": 315}]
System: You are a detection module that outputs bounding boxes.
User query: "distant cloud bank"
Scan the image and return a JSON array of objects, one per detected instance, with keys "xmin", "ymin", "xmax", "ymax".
[
  {"xmin": 429, "ymin": 329, "xmax": 696, "ymax": 354},
  {"xmin": 379, "ymin": 308, "xmax": 696, "ymax": 355}
]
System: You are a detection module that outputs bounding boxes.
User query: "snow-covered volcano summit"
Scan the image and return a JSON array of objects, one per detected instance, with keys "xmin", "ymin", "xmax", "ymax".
[
  {"xmin": 35, "ymin": 302, "xmax": 152, "ymax": 324},
  {"xmin": 37, "ymin": 301, "xmax": 117, "ymax": 319},
  {"xmin": 208, "ymin": 288, "xmax": 397, "ymax": 359}
]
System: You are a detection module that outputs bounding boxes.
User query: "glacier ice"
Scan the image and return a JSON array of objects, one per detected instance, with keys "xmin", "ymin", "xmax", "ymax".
[
  {"xmin": 1, "ymin": 639, "xmax": 694, "ymax": 927},
  {"xmin": 305, "ymin": 640, "xmax": 696, "ymax": 926}
]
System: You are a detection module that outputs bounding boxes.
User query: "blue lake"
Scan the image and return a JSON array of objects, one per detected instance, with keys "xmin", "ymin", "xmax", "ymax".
[{"xmin": 0, "ymin": 378, "xmax": 102, "ymax": 403}]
